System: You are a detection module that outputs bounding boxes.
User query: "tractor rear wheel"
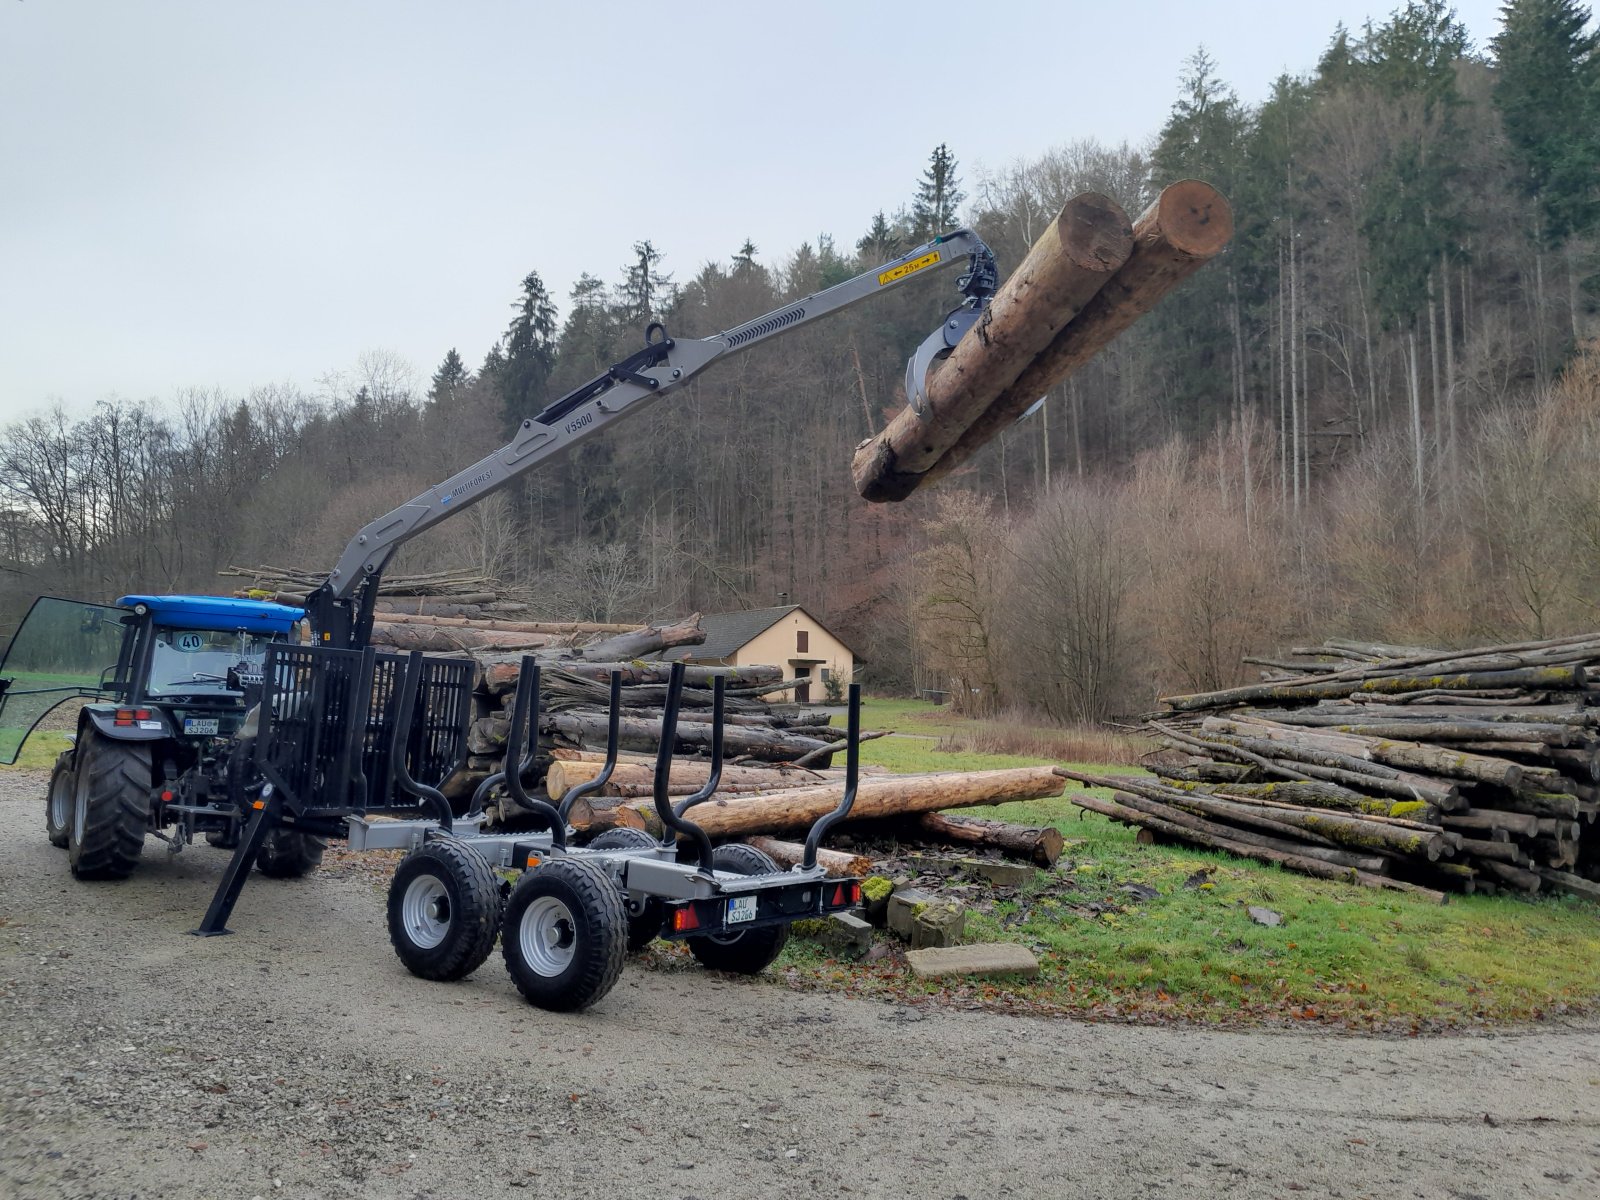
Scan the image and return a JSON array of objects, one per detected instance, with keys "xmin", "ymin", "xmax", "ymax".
[
  {"xmin": 686, "ymin": 843, "xmax": 789, "ymax": 975},
  {"xmin": 67, "ymin": 731, "xmax": 150, "ymax": 880},
  {"xmin": 255, "ymin": 829, "xmax": 327, "ymax": 878},
  {"xmin": 45, "ymin": 749, "xmax": 75, "ymax": 848},
  {"xmin": 502, "ymin": 859, "xmax": 626, "ymax": 1012}
]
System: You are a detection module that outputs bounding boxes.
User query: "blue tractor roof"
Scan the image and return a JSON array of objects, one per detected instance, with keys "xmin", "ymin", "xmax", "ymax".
[{"xmin": 116, "ymin": 594, "xmax": 306, "ymax": 635}]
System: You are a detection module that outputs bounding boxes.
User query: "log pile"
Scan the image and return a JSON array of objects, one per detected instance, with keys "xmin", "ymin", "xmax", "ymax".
[{"xmin": 1060, "ymin": 635, "xmax": 1600, "ymax": 902}]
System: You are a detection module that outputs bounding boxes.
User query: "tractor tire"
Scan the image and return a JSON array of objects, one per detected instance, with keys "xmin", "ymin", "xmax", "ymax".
[
  {"xmin": 502, "ymin": 858, "xmax": 626, "ymax": 1012},
  {"xmin": 45, "ymin": 749, "xmax": 75, "ymax": 848},
  {"xmin": 67, "ymin": 731, "xmax": 150, "ymax": 881},
  {"xmin": 587, "ymin": 827, "xmax": 665, "ymax": 951},
  {"xmin": 387, "ymin": 837, "xmax": 502, "ymax": 982},
  {"xmin": 255, "ymin": 829, "xmax": 327, "ymax": 879},
  {"xmin": 687, "ymin": 843, "xmax": 788, "ymax": 976}
]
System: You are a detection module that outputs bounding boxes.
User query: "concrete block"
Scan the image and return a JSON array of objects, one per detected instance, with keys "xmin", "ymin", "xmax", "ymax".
[
  {"xmin": 905, "ymin": 943, "xmax": 1040, "ymax": 980},
  {"xmin": 960, "ymin": 859, "xmax": 1033, "ymax": 888},
  {"xmin": 910, "ymin": 904, "xmax": 965, "ymax": 949},
  {"xmin": 817, "ymin": 912, "xmax": 873, "ymax": 959},
  {"xmin": 886, "ymin": 888, "xmax": 936, "ymax": 939}
]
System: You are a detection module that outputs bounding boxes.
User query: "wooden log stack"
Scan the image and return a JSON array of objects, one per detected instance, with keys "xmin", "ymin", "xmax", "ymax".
[{"xmin": 1086, "ymin": 634, "xmax": 1600, "ymax": 902}]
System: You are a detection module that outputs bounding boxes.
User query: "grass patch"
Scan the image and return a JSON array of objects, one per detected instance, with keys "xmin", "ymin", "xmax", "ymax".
[
  {"xmin": 4, "ymin": 730, "xmax": 71, "ymax": 770},
  {"xmin": 784, "ymin": 713, "xmax": 1600, "ymax": 1027}
]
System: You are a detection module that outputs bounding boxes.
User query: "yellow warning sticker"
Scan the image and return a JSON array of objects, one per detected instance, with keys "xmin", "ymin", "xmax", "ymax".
[{"xmin": 878, "ymin": 250, "xmax": 941, "ymax": 287}]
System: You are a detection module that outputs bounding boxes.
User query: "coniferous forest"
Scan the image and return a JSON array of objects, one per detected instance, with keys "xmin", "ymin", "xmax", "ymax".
[{"xmin": 4, "ymin": 1, "xmax": 1599, "ymax": 719}]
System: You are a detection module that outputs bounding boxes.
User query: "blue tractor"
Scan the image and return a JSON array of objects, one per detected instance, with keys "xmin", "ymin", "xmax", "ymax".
[{"xmin": 0, "ymin": 593, "xmax": 324, "ymax": 880}]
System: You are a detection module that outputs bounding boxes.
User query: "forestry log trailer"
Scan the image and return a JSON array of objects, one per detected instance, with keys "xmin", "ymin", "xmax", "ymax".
[{"xmin": 0, "ymin": 229, "xmax": 999, "ymax": 1010}]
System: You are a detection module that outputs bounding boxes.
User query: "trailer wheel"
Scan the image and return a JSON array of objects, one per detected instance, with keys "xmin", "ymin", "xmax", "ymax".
[
  {"xmin": 687, "ymin": 843, "xmax": 788, "ymax": 976},
  {"xmin": 67, "ymin": 731, "xmax": 150, "ymax": 880},
  {"xmin": 587, "ymin": 827, "xmax": 664, "ymax": 951},
  {"xmin": 387, "ymin": 837, "xmax": 502, "ymax": 982},
  {"xmin": 45, "ymin": 750, "xmax": 75, "ymax": 848},
  {"xmin": 502, "ymin": 858, "xmax": 626, "ymax": 1011},
  {"xmin": 255, "ymin": 829, "xmax": 327, "ymax": 878}
]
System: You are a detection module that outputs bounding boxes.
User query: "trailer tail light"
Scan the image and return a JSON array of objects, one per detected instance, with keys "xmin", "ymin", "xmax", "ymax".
[
  {"xmin": 669, "ymin": 905, "xmax": 700, "ymax": 934},
  {"xmin": 828, "ymin": 882, "xmax": 861, "ymax": 909},
  {"xmin": 160, "ymin": 790, "xmax": 174, "ymax": 803}
]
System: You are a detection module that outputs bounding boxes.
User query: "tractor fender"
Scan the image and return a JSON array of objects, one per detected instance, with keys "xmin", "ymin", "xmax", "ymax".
[{"xmin": 81, "ymin": 704, "xmax": 175, "ymax": 744}]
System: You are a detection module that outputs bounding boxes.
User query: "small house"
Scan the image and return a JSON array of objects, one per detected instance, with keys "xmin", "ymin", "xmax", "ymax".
[{"xmin": 661, "ymin": 605, "xmax": 854, "ymax": 703}]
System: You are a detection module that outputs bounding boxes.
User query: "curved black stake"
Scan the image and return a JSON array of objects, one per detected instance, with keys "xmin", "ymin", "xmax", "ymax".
[
  {"xmin": 652, "ymin": 662, "xmax": 715, "ymax": 873},
  {"xmin": 802, "ymin": 682, "xmax": 861, "ymax": 870},
  {"xmin": 558, "ymin": 671, "xmax": 623, "ymax": 822},
  {"xmin": 389, "ymin": 652, "xmax": 454, "ymax": 831},
  {"xmin": 674, "ymin": 674, "xmax": 724, "ymax": 818},
  {"xmin": 500, "ymin": 657, "xmax": 566, "ymax": 850}
]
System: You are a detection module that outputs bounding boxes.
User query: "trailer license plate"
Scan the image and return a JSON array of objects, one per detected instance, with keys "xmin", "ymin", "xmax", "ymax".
[
  {"xmin": 727, "ymin": 895, "xmax": 757, "ymax": 924},
  {"xmin": 183, "ymin": 718, "xmax": 220, "ymax": 735}
]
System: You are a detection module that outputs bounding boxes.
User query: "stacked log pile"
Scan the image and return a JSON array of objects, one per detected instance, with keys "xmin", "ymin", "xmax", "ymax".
[{"xmin": 1058, "ymin": 635, "xmax": 1600, "ymax": 902}]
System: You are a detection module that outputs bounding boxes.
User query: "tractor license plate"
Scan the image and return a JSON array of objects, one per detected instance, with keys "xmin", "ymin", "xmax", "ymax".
[
  {"xmin": 726, "ymin": 895, "xmax": 758, "ymax": 924},
  {"xmin": 183, "ymin": 718, "xmax": 220, "ymax": 735}
]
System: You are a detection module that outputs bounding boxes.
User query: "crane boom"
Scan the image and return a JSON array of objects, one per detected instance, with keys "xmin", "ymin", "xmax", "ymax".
[{"xmin": 305, "ymin": 229, "xmax": 997, "ymax": 647}]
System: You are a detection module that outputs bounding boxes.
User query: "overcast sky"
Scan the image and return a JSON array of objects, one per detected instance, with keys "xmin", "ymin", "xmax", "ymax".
[{"xmin": 0, "ymin": 0, "xmax": 1511, "ymax": 421}]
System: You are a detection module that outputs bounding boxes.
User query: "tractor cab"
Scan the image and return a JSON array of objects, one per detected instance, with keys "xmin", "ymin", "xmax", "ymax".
[{"xmin": 0, "ymin": 593, "xmax": 303, "ymax": 764}]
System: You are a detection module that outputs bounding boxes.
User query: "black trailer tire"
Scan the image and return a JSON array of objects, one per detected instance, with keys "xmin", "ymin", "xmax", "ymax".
[
  {"xmin": 687, "ymin": 843, "xmax": 789, "ymax": 975},
  {"xmin": 45, "ymin": 750, "xmax": 75, "ymax": 848},
  {"xmin": 587, "ymin": 827, "xmax": 665, "ymax": 951},
  {"xmin": 387, "ymin": 837, "xmax": 503, "ymax": 982},
  {"xmin": 67, "ymin": 731, "xmax": 150, "ymax": 880},
  {"xmin": 255, "ymin": 829, "xmax": 327, "ymax": 878},
  {"xmin": 502, "ymin": 858, "xmax": 626, "ymax": 1012}
]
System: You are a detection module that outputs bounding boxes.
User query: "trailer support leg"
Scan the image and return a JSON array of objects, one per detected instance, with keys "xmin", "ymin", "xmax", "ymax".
[{"xmin": 192, "ymin": 787, "xmax": 282, "ymax": 937}]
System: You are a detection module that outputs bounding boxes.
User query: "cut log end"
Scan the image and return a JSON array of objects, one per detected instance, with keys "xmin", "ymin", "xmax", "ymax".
[
  {"xmin": 1057, "ymin": 191, "xmax": 1135, "ymax": 271},
  {"xmin": 1149, "ymin": 179, "xmax": 1235, "ymax": 258}
]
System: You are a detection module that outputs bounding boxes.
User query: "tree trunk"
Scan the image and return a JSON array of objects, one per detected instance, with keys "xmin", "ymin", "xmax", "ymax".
[
  {"xmin": 856, "ymin": 182, "xmax": 1232, "ymax": 500},
  {"xmin": 545, "ymin": 757, "xmax": 841, "ymax": 800},
  {"xmin": 745, "ymin": 836, "xmax": 873, "ymax": 879},
  {"xmin": 677, "ymin": 768, "xmax": 1065, "ymax": 838},
  {"xmin": 906, "ymin": 812, "xmax": 1065, "ymax": 866},
  {"xmin": 850, "ymin": 193, "xmax": 1132, "ymax": 499}
]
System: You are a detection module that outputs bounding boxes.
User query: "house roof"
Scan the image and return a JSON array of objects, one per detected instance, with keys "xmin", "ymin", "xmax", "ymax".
[{"xmin": 660, "ymin": 605, "xmax": 857, "ymax": 662}]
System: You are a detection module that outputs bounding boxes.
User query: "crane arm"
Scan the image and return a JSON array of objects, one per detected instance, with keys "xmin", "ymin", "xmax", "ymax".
[{"xmin": 306, "ymin": 229, "xmax": 997, "ymax": 646}]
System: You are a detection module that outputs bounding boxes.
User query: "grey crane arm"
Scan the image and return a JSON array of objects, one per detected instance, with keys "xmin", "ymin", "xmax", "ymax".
[{"xmin": 305, "ymin": 229, "xmax": 997, "ymax": 646}]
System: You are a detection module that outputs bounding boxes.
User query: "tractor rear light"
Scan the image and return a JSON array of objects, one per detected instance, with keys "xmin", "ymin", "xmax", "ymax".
[
  {"xmin": 669, "ymin": 905, "xmax": 700, "ymax": 934},
  {"xmin": 160, "ymin": 790, "xmax": 174, "ymax": 803},
  {"xmin": 114, "ymin": 709, "xmax": 134, "ymax": 726},
  {"xmin": 134, "ymin": 709, "xmax": 151, "ymax": 720}
]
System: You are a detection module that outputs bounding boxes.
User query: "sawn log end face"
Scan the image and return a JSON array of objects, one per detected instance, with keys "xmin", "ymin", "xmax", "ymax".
[
  {"xmin": 1150, "ymin": 179, "xmax": 1234, "ymax": 259},
  {"xmin": 1059, "ymin": 191, "xmax": 1135, "ymax": 270}
]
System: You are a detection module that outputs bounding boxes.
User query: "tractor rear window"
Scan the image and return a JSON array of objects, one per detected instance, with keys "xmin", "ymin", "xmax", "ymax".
[{"xmin": 146, "ymin": 628, "xmax": 274, "ymax": 699}]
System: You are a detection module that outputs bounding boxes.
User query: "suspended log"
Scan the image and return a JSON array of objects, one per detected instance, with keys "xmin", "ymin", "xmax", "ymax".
[
  {"xmin": 851, "ymin": 192, "xmax": 1134, "ymax": 501},
  {"xmin": 906, "ymin": 812, "xmax": 1065, "ymax": 867},
  {"xmin": 373, "ymin": 611, "xmax": 642, "ymax": 636},
  {"xmin": 898, "ymin": 181, "xmax": 1235, "ymax": 497},
  {"xmin": 678, "ymin": 768, "xmax": 1066, "ymax": 838},
  {"xmin": 745, "ymin": 837, "xmax": 874, "ymax": 879},
  {"xmin": 370, "ymin": 623, "xmax": 563, "ymax": 653}
]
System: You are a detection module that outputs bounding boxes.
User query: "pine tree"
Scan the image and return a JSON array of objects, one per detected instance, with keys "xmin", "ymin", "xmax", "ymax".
[
  {"xmin": 1492, "ymin": 0, "xmax": 1600, "ymax": 244},
  {"xmin": 911, "ymin": 144, "xmax": 965, "ymax": 238},
  {"xmin": 499, "ymin": 270, "xmax": 558, "ymax": 425},
  {"xmin": 616, "ymin": 240, "xmax": 674, "ymax": 325},
  {"xmin": 428, "ymin": 348, "xmax": 470, "ymax": 406},
  {"xmin": 856, "ymin": 211, "xmax": 900, "ymax": 261},
  {"xmin": 732, "ymin": 240, "xmax": 759, "ymax": 276}
]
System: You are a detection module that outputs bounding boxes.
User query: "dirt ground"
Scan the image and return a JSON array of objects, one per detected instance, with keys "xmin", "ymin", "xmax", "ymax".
[{"xmin": 2, "ymin": 768, "xmax": 1598, "ymax": 1200}]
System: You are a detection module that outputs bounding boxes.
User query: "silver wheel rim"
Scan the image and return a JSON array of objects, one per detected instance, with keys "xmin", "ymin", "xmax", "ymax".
[
  {"xmin": 519, "ymin": 895, "xmax": 577, "ymax": 976},
  {"xmin": 50, "ymin": 771, "xmax": 72, "ymax": 831},
  {"xmin": 401, "ymin": 875, "xmax": 452, "ymax": 949}
]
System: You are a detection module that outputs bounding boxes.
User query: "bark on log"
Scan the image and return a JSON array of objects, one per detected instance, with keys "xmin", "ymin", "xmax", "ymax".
[
  {"xmin": 1169, "ymin": 792, "xmax": 1448, "ymax": 859},
  {"xmin": 745, "ymin": 836, "xmax": 874, "ymax": 879},
  {"xmin": 1531, "ymin": 866, "xmax": 1600, "ymax": 900},
  {"xmin": 1111, "ymin": 791, "xmax": 1389, "ymax": 871},
  {"xmin": 1064, "ymin": 789, "xmax": 1444, "ymax": 902},
  {"xmin": 907, "ymin": 812, "xmax": 1065, "ymax": 867},
  {"xmin": 850, "ymin": 193, "xmax": 1133, "ymax": 500},
  {"xmin": 1161, "ymin": 665, "xmax": 1587, "ymax": 712},
  {"xmin": 1441, "ymin": 809, "xmax": 1541, "ymax": 838},
  {"xmin": 546, "ymin": 758, "xmax": 839, "ymax": 800},
  {"xmin": 542, "ymin": 711, "xmax": 831, "ymax": 763},
  {"xmin": 372, "ymin": 612, "xmax": 642, "ymax": 635},
  {"xmin": 1482, "ymin": 860, "xmax": 1542, "ymax": 892},
  {"xmin": 371, "ymin": 623, "xmax": 563, "ymax": 653},
  {"xmin": 573, "ymin": 615, "xmax": 705, "ymax": 662},
  {"xmin": 678, "ymin": 768, "xmax": 1066, "ymax": 838},
  {"xmin": 866, "ymin": 181, "xmax": 1234, "ymax": 500}
]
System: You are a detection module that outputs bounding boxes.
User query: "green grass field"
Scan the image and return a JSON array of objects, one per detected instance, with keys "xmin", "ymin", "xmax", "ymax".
[{"xmin": 786, "ymin": 696, "xmax": 1600, "ymax": 1027}]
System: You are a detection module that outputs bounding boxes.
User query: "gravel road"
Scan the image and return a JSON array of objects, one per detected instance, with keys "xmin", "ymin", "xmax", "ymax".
[{"xmin": 2, "ymin": 767, "xmax": 1598, "ymax": 1200}]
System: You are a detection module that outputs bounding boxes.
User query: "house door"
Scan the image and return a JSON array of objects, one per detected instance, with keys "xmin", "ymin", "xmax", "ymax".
[{"xmin": 794, "ymin": 666, "xmax": 811, "ymax": 704}]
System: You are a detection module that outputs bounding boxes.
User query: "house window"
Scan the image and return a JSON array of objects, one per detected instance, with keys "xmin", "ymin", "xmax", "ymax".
[
  {"xmin": 794, "ymin": 666, "xmax": 811, "ymax": 679},
  {"xmin": 820, "ymin": 668, "xmax": 831, "ymax": 682},
  {"xmin": 796, "ymin": 629, "xmax": 809, "ymax": 653}
]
